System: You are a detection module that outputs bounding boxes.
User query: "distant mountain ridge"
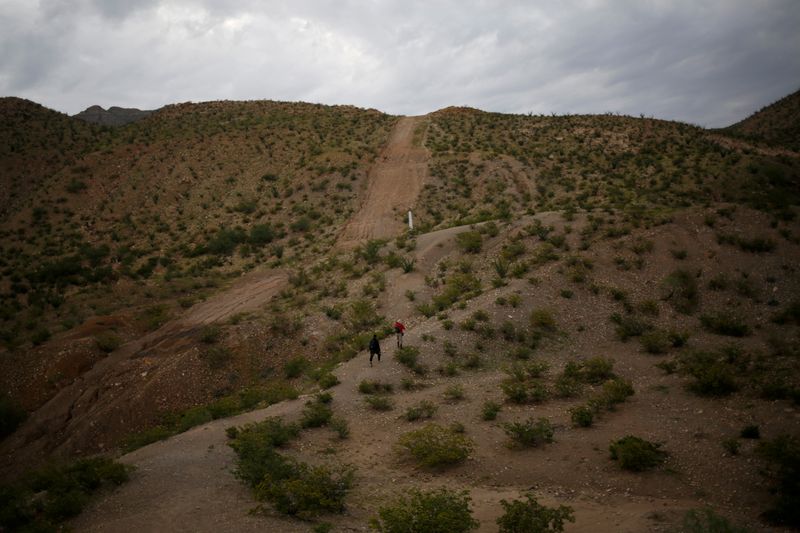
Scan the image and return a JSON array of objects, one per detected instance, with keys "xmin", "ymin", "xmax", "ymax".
[{"xmin": 73, "ymin": 104, "xmax": 154, "ymax": 126}]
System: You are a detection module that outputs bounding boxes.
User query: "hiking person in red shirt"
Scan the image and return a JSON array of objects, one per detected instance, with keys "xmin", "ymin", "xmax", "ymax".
[{"xmin": 393, "ymin": 320, "xmax": 406, "ymax": 348}]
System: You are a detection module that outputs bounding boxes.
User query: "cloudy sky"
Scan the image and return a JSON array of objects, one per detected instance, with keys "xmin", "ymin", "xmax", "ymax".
[{"xmin": 1, "ymin": 0, "xmax": 799, "ymax": 127}]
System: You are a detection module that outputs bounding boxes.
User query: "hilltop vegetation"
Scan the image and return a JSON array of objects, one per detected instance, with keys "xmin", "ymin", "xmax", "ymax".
[{"xmin": 723, "ymin": 88, "xmax": 800, "ymax": 152}]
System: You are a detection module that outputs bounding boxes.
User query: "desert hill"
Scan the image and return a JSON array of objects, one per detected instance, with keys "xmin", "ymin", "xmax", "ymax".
[
  {"xmin": 0, "ymin": 94, "xmax": 799, "ymax": 532},
  {"xmin": 722, "ymin": 88, "xmax": 800, "ymax": 152}
]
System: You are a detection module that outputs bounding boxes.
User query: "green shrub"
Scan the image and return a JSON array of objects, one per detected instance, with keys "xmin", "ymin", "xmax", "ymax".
[
  {"xmin": 301, "ymin": 399, "xmax": 333, "ymax": 428},
  {"xmin": 443, "ymin": 384, "xmax": 465, "ymax": 402},
  {"xmin": 370, "ymin": 487, "xmax": 479, "ymax": 533},
  {"xmin": 481, "ymin": 400, "xmax": 501, "ymax": 421},
  {"xmin": 503, "ymin": 417, "xmax": 554, "ymax": 448},
  {"xmin": 395, "ymin": 396, "xmax": 434, "ymax": 419},
  {"xmin": 365, "ymin": 395, "xmax": 394, "ymax": 411},
  {"xmin": 682, "ymin": 352, "xmax": 739, "ymax": 397},
  {"xmin": 230, "ymin": 417, "xmax": 354, "ymax": 519},
  {"xmin": 318, "ymin": 373, "xmax": 340, "ymax": 389},
  {"xmin": 530, "ymin": 309, "xmax": 557, "ymax": 331},
  {"xmin": 358, "ymin": 379, "xmax": 394, "ymax": 395},
  {"xmin": 639, "ymin": 330, "xmax": 671, "ymax": 354},
  {"xmin": 757, "ymin": 435, "xmax": 800, "ymax": 527},
  {"xmin": 0, "ymin": 457, "xmax": 131, "ymax": 531},
  {"xmin": 94, "ymin": 332, "xmax": 122, "ymax": 352},
  {"xmin": 662, "ymin": 269, "xmax": 700, "ymax": 314},
  {"xmin": 609, "ymin": 436, "xmax": 666, "ymax": 471},
  {"xmin": 330, "ymin": 417, "xmax": 350, "ymax": 439},
  {"xmin": 700, "ymin": 312, "xmax": 751, "ymax": 337},
  {"xmin": 581, "ymin": 356, "xmax": 615, "ymax": 384},
  {"xmin": 597, "ymin": 378, "xmax": 635, "ymax": 408},
  {"xmin": 284, "ymin": 356, "xmax": 309, "ymax": 378},
  {"xmin": 395, "ymin": 346, "xmax": 420, "ymax": 368},
  {"xmin": 681, "ymin": 508, "xmax": 749, "ymax": 533},
  {"xmin": 0, "ymin": 394, "xmax": 27, "ymax": 439},
  {"xmin": 610, "ymin": 313, "xmax": 653, "ymax": 341},
  {"xmin": 456, "ymin": 230, "xmax": 483, "ymax": 253},
  {"xmin": 199, "ymin": 325, "xmax": 222, "ymax": 344},
  {"xmin": 254, "ymin": 459, "xmax": 354, "ymax": 518},
  {"xmin": 570, "ymin": 405, "xmax": 594, "ymax": 428},
  {"xmin": 496, "ymin": 493, "xmax": 575, "ymax": 533},
  {"xmin": 396, "ymin": 424, "xmax": 473, "ymax": 468}
]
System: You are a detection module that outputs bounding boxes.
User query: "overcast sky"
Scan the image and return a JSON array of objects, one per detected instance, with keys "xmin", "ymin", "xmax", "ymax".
[{"xmin": 1, "ymin": 0, "xmax": 799, "ymax": 127}]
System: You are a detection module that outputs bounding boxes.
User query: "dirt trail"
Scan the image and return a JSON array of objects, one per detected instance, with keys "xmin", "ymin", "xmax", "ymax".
[
  {"xmin": 338, "ymin": 116, "xmax": 429, "ymax": 247},
  {"xmin": 0, "ymin": 269, "xmax": 288, "ymax": 474}
]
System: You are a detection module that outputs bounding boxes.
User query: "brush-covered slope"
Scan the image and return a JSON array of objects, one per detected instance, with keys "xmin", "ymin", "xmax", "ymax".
[
  {"xmin": 722, "ymin": 89, "xmax": 800, "ymax": 151},
  {"xmin": 1, "ymin": 95, "xmax": 799, "ymax": 533}
]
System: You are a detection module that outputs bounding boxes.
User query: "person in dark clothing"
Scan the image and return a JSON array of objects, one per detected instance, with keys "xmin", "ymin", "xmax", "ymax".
[{"xmin": 369, "ymin": 334, "xmax": 381, "ymax": 366}]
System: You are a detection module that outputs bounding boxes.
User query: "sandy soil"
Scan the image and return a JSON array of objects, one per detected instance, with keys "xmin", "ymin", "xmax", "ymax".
[{"xmin": 338, "ymin": 116, "xmax": 428, "ymax": 247}]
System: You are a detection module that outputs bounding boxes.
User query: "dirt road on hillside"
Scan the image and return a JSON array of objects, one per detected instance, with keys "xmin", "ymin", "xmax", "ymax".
[
  {"xmin": 0, "ymin": 269, "xmax": 289, "ymax": 475},
  {"xmin": 338, "ymin": 116, "xmax": 429, "ymax": 247}
]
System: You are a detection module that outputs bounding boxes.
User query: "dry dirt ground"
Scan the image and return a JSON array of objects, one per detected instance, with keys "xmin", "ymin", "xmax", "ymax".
[
  {"xmin": 70, "ymin": 207, "xmax": 800, "ymax": 532},
  {"xmin": 338, "ymin": 116, "xmax": 428, "ymax": 247}
]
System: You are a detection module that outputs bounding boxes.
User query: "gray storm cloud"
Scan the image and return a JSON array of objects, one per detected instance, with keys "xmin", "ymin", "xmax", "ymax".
[{"xmin": 1, "ymin": 0, "xmax": 798, "ymax": 126}]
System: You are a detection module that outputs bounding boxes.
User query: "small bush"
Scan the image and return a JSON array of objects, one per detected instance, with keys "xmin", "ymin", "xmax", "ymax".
[
  {"xmin": 201, "ymin": 346, "xmax": 232, "ymax": 369},
  {"xmin": 395, "ymin": 346, "xmax": 420, "ymax": 368},
  {"xmin": 0, "ymin": 457, "xmax": 131, "ymax": 530},
  {"xmin": 503, "ymin": 417, "xmax": 554, "ymax": 448},
  {"xmin": 199, "ymin": 325, "xmax": 222, "ymax": 344},
  {"xmin": 358, "ymin": 380, "xmax": 394, "ymax": 395},
  {"xmin": 662, "ymin": 269, "xmax": 700, "ymax": 314},
  {"xmin": 301, "ymin": 399, "xmax": 333, "ymax": 428},
  {"xmin": 284, "ymin": 356, "xmax": 309, "ymax": 378},
  {"xmin": 530, "ymin": 309, "xmax": 557, "ymax": 331},
  {"xmin": 700, "ymin": 312, "xmax": 751, "ymax": 337},
  {"xmin": 581, "ymin": 356, "xmax": 615, "ymax": 384},
  {"xmin": 318, "ymin": 373, "xmax": 340, "ymax": 389},
  {"xmin": 365, "ymin": 395, "xmax": 394, "ymax": 411},
  {"xmin": 94, "ymin": 332, "xmax": 122, "ymax": 352},
  {"xmin": 481, "ymin": 400, "xmax": 501, "ymax": 421},
  {"xmin": 370, "ymin": 487, "xmax": 479, "ymax": 533},
  {"xmin": 639, "ymin": 330, "xmax": 671, "ymax": 354},
  {"xmin": 396, "ymin": 424, "xmax": 473, "ymax": 468},
  {"xmin": 722, "ymin": 438, "xmax": 741, "ymax": 456},
  {"xmin": 611, "ymin": 313, "xmax": 653, "ymax": 341},
  {"xmin": 681, "ymin": 508, "xmax": 749, "ymax": 533},
  {"xmin": 757, "ymin": 435, "xmax": 800, "ymax": 527},
  {"xmin": 496, "ymin": 493, "xmax": 575, "ymax": 533},
  {"xmin": 740, "ymin": 425, "xmax": 760, "ymax": 439},
  {"xmin": 404, "ymin": 400, "xmax": 437, "ymax": 421},
  {"xmin": 330, "ymin": 417, "xmax": 350, "ymax": 439},
  {"xmin": 443, "ymin": 384, "xmax": 465, "ymax": 402},
  {"xmin": 609, "ymin": 436, "xmax": 666, "ymax": 471},
  {"xmin": 570, "ymin": 405, "xmax": 594, "ymax": 428},
  {"xmin": 456, "ymin": 231, "xmax": 483, "ymax": 254},
  {"xmin": 0, "ymin": 394, "xmax": 27, "ymax": 439}
]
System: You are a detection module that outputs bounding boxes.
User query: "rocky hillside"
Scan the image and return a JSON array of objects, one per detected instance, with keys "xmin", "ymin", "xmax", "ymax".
[
  {"xmin": 0, "ymin": 94, "xmax": 799, "ymax": 532},
  {"xmin": 722, "ymin": 88, "xmax": 800, "ymax": 152},
  {"xmin": 74, "ymin": 105, "xmax": 154, "ymax": 126}
]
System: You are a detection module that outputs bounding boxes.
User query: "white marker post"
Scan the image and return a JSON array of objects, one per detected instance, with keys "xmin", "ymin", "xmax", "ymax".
[{"xmin": 408, "ymin": 210, "xmax": 413, "ymax": 231}]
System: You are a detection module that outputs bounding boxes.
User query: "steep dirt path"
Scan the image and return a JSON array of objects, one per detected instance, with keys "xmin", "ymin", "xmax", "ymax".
[{"xmin": 338, "ymin": 116, "xmax": 429, "ymax": 247}]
